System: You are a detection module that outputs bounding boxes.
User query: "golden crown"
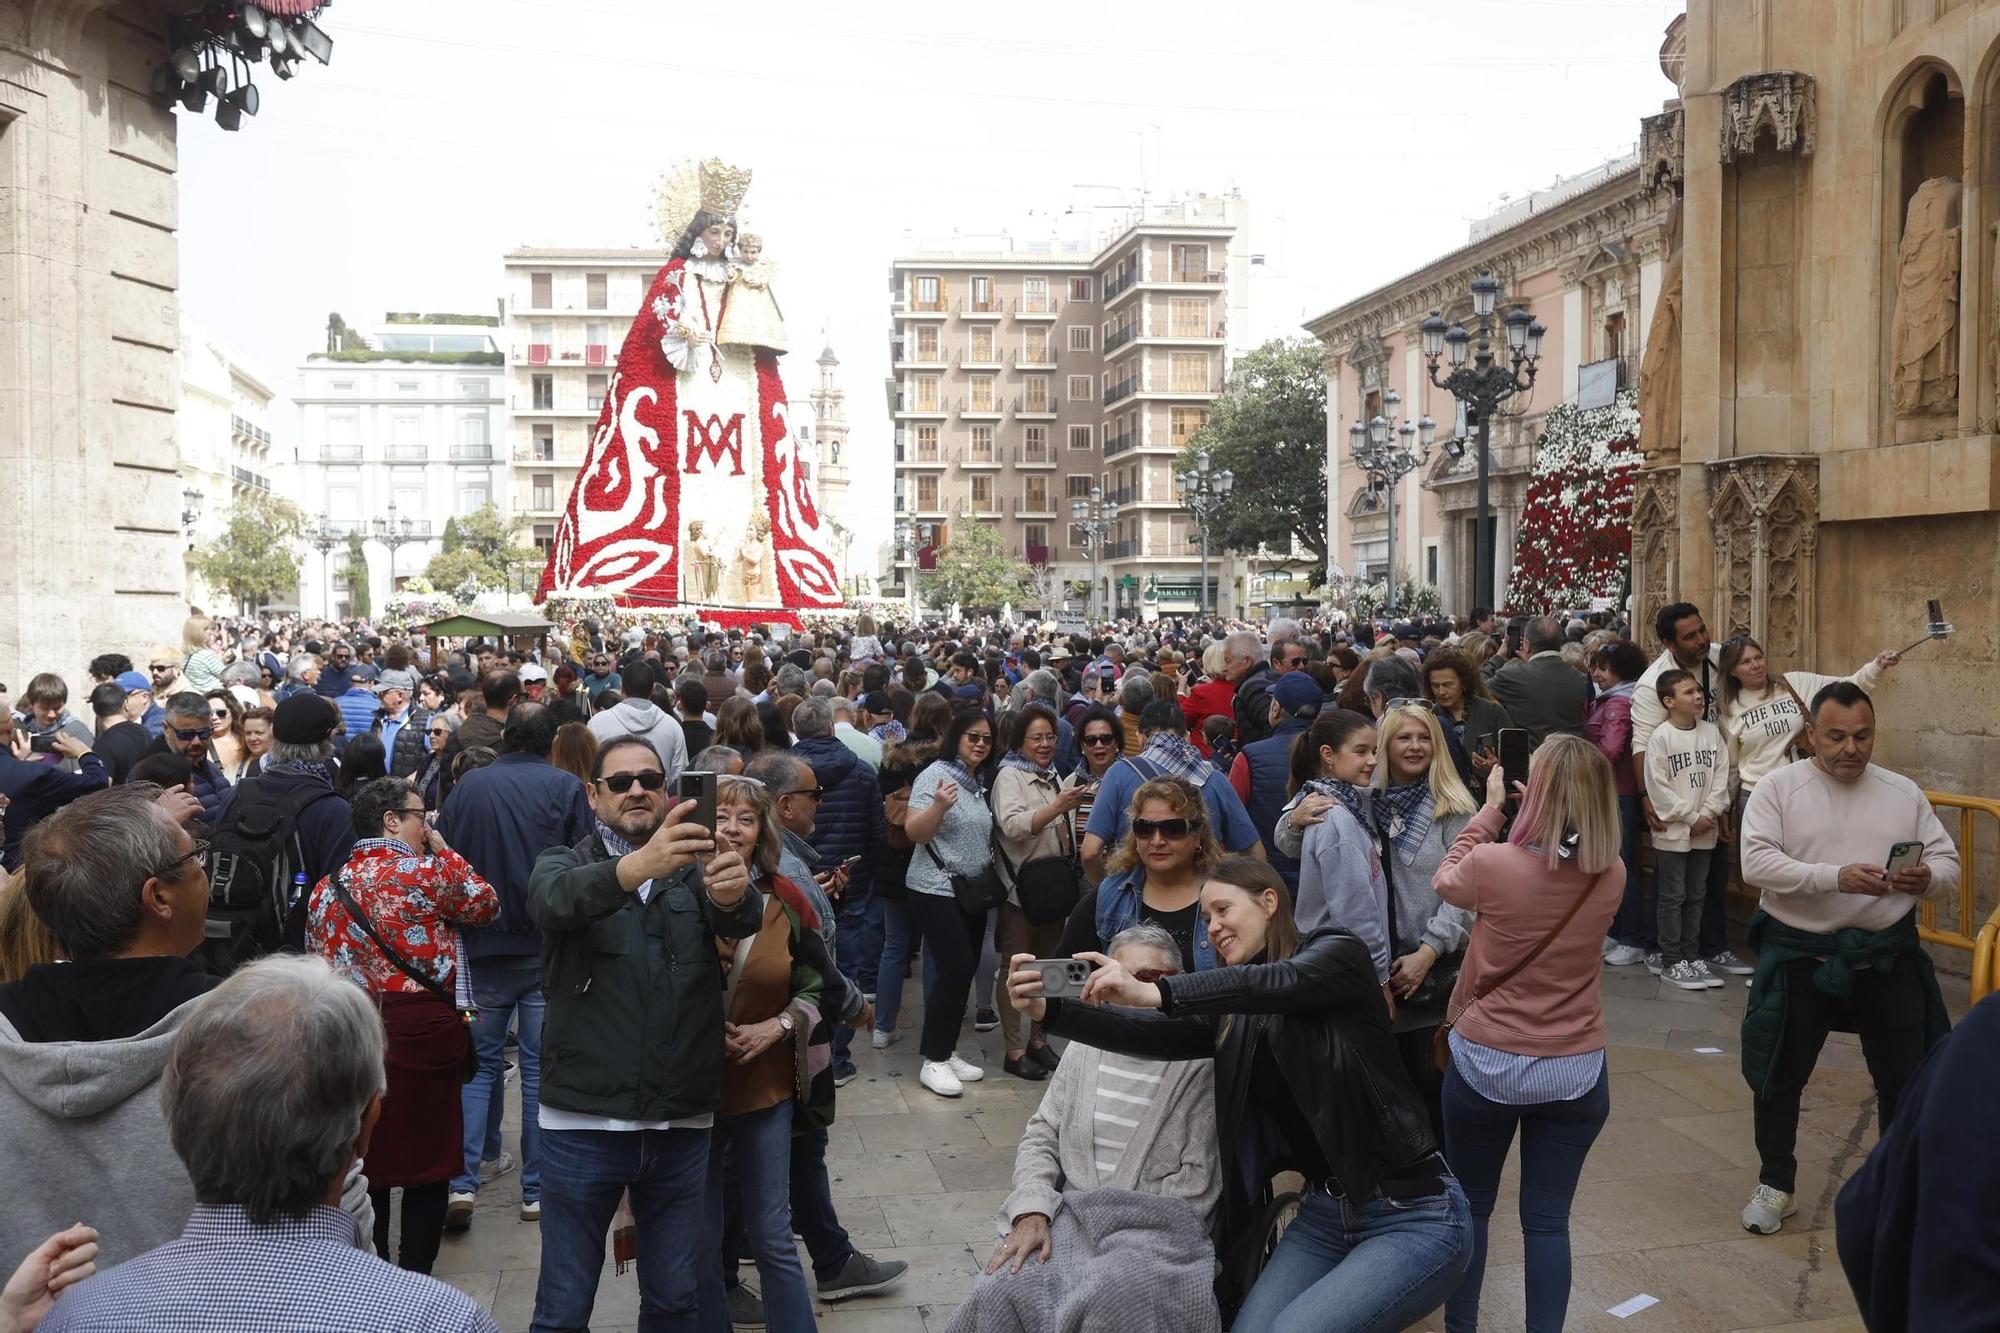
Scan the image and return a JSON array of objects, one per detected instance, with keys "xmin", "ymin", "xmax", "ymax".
[{"xmin": 654, "ymin": 157, "xmax": 754, "ymax": 243}]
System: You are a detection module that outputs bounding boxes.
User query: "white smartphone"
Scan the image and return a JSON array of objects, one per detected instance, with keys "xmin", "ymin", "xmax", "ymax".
[
  {"xmin": 1025, "ymin": 957, "xmax": 1094, "ymax": 999},
  {"xmin": 1885, "ymin": 841, "xmax": 1924, "ymax": 876}
]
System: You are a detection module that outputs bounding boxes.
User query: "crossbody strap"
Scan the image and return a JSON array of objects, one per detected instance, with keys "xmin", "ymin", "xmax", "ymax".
[
  {"xmin": 1442, "ymin": 867, "xmax": 1599, "ymax": 1033},
  {"xmin": 329, "ymin": 868, "xmax": 454, "ymax": 1008}
]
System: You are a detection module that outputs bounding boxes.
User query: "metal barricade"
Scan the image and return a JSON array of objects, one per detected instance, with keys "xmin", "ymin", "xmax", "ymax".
[{"xmin": 1917, "ymin": 792, "xmax": 2000, "ymax": 958}]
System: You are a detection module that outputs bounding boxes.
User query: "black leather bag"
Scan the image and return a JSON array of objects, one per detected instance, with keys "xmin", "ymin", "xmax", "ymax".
[
  {"xmin": 994, "ymin": 793, "xmax": 1084, "ymax": 925},
  {"xmin": 924, "ymin": 842, "xmax": 1005, "ymax": 914}
]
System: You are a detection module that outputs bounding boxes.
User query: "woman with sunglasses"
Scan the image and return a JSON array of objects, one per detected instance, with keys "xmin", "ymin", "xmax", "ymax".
[
  {"xmin": 990, "ymin": 703, "xmax": 1091, "ymax": 1081},
  {"xmin": 1070, "ymin": 705, "xmax": 1122, "ymax": 837},
  {"xmin": 413, "ymin": 712, "xmax": 458, "ymax": 811},
  {"xmin": 705, "ymin": 773, "xmax": 840, "ymax": 1331},
  {"xmin": 306, "ymin": 775, "xmax": 497, "ymax": 1276},
  {"xmin": 204, "ymin": 690, "xmax": 251, "ymax": 785},
  {"xmin": 903, "ymin": 705, "xmax": 999, "ymax": 1099},
  {"xmin": 1057, "ymin": 777, "xmax": 1222, "ymax": 975},
  {"xmin": 1010, "ymin": 856, "xmax": 1472, "ymax": 1333}
]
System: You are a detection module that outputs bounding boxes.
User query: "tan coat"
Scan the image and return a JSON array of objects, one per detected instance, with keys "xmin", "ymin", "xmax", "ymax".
[{"xmin": 991, "ymin": 764, "xmax": 1081, "ymax": 904}]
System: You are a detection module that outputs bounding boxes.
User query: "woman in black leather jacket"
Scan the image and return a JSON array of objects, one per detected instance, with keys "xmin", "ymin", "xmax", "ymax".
[{"xmin": 1008, "ymin": 856, "xmax": 1472, "ymax": 1332}]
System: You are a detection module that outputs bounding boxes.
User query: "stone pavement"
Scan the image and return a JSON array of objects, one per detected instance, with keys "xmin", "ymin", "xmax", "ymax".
[{"xmin": 430, "ymin": 957, "xmax": 1971, "ymax": 1333}]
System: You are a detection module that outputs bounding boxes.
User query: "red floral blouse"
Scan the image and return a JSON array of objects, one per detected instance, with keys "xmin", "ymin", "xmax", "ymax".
[{"xmin": 306, "ymin": 839, "xmax": 499, "ymax": 997}]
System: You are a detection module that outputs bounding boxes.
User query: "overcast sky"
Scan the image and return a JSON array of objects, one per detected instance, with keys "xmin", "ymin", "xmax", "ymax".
[{"xmin": 178, "ymin": 0, "xmax": 1682, "ymax": 565}]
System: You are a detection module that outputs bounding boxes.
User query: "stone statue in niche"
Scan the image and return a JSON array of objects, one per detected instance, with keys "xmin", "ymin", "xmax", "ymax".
[
  {"xmin": 1890, "ymin": 176, "xmax": 1961, "ymax": 420},
  {"xmin": 1639, "ymin": 249, "xmax": 1682, "ymax": 461}
]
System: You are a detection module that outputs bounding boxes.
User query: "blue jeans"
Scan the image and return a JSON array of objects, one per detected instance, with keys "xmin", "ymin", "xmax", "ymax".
[
  {"xmin": 703, "ymin": 1101, "xmax": 815, "ymax": 1332},
  {"xmin": 873, "ymin": 896, "xmax": 937, "ymax": 1037},
  {"xmin": 1608, "ymin": 794, "xmax": 1654, "ymax": 949},
  {"xmin": 455, "ymin": 955, "xmax": 543, "ymax": 1200},
  {"xmin": 1442, "ymin": 1060, "xmax": 1611, "ymax": 1333},
  {"xmin": 1233, "ymin": 1180, "xmax": 1472, "ymax": 1333},
  {"xmin": 791, "ymin": 1122, "xmax": 854, "ymax": 1282},
  {"xmin": 533, "ymin": 1127, "xmax": 711, "ymax": 1332},
  {"xmin": 830, "ymin": 889, "xmax": 885, "ymax": 1070}
]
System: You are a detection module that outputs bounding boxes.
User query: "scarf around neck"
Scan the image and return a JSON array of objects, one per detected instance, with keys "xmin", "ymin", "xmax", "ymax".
[
  {"xmin": 1302, "ymin": 775, "xmax": 1370, "ymax": 828},
  {"xmin": 937, "ymin": 757, "xmax": 984, "ymax": 797},
  {"xmin": 1137, "ymin": 732, "xmax": 1214, "ymax": 787},
  {"xmin": 1373, "ymin": 780, "xmax": 1435, "ymax": 866},
  {"xmin": 999, "ymin": 751, "xmax": 1055, "ymax": 781}
]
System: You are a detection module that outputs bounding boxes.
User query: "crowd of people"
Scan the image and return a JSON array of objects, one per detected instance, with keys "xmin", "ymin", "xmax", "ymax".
[{"xmin": 0, "ymin": 599, "xmax": 1973, "ymax": 1331}]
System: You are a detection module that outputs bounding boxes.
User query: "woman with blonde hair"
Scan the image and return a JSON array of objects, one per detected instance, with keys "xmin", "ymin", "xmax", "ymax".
[
  {"xmin": 1056, "ymin": 776, "xmax": 1224, "ymax": 974},
  {"xmin": 1179, "ymin": 640, "xmax": 1238, "ymax": 757},
  {"xmin": 1432, "ymin": 733, "xmax": 1625, "ymax": 1333},
  {"xmin": 180, "ymin": 615, "xmax": 225, "ymax": 693}
]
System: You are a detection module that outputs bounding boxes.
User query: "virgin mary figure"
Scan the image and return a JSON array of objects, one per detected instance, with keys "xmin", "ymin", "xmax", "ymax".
[{"xmin": 536, "ymin": 158, "xmax": 842, "ymax": 624}]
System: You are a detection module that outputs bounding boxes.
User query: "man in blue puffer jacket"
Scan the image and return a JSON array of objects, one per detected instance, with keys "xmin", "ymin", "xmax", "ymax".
[
  {"xmin": 333, "ymin": 663, "xmax": 382, "ymax": 741},
  {"xmin": 789, "ymin": 696, "xmax": 884, "ymax": 1084}
]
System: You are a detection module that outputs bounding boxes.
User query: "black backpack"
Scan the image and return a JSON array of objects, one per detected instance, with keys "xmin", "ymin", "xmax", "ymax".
[{"xmin": 199, "ymin": 779, "xmax": 340, "ymax": 977}]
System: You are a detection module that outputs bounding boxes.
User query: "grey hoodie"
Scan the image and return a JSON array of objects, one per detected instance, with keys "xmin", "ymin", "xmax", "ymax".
[
  {"xmin": 0, "ymin": 981, "xmax": 374, "ymax": 1270},
  {"xmin": 586, "ymin": 697, "xmax": 689, "ymax": 782}
]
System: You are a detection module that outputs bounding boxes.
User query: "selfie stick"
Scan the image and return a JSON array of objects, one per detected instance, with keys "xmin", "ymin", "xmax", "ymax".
[{"xmin": 1895, "ymin": 617, "xmax": 1955, "ymax": 658}]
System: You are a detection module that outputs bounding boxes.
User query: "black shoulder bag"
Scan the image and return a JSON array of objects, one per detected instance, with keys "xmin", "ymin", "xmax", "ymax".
[
  {"xmin": 329, "ymin": 870, "xmax": 478, "ymax": 1083},
  {"xmin": 993, "ymin": 778, "xmax": 1084, "ymax": 926}
]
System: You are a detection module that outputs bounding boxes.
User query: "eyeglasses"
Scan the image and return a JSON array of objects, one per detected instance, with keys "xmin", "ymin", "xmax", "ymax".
[
  {"xmin": 598, "ymin": 771, "xmax": 667, "ymax": 794},
  {"xmin": 157, "ymin": 838, "xmax": 210, "ymax": 879},
  {"xmin": 1082, "ymin": 734, "xmax": 1118, "ymax": 748},
  {"xmin": 1385, "ymin": 697, "xmax": 1436, "ymax": 713},
  {"xmin": 963, "ymin": 734, "xmax": 993, "ymax": 748},
  {"xmin": 149, "ymin": 664, "xmax": 175, "ymax": 673},
  {"xmin": 1131, "ymin": 967, "xmax": 1180, "ymax": 984},
  {"xmin": 393, "ymin": 806, "xmax": 426, "ymax": 822},
  {"xmin": 1132, "ymin": 817, "xmax": 1193, "ymax": 841},
  {"xmin": 427, "ymin": 727, "xmax": 450, "ymax": 737},
  {"xmin": 785, "ymin": 786, "xmax": 826, "ymax": 802},
  {"xmin": 171, "ymin": 726, "xmax": 215, "ymax": 742}
]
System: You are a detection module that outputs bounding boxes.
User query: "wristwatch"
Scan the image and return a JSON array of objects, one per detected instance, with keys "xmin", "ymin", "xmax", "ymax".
[{"xmin": 776, "ymin": 1013, "xmax": 796, "ymax": 1034}]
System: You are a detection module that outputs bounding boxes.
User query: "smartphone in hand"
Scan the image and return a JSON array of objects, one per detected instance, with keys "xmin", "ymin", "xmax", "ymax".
[
  {"xmin": 677, "ymin": 770, "xmax": 717, "ymax": 835},
  {"xmin": 1497, "ymin": 729, "xmax": 1531, "ymax": 816},
  {"xmin": 1025, "ymin": 958, "xmax": 1095, "ymax": 999},
  {"xmin": 1885, "ymin": 840, "xmax": 1924, "ymax": 877}
]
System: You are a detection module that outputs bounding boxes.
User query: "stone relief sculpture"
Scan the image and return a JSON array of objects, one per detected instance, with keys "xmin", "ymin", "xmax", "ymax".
[
  {"xmin": 1639, "ymin": 248, "xmax": 1683, "ymax": 462},
  {"xmin": 1890, "ymin": 176, "xmax": 1961, "ymax": 419},
  {"xmin": 1705, "ymin": 457, "xmax": 1820, "ymax": 667}
]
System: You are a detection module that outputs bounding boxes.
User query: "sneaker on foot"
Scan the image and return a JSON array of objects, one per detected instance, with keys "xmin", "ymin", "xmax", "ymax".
[
  {"xmin": 973, "ymin": 1006, "xmax": 1000, "ymax": 1032},
  {"xmin": 1742, "ymin": 1184, "xmax": 1796, "ymax": 1234},
  {"xmin": 479, "ymin": 1150, "xmax": 516, "ymax": 1184},
  {"xmin": 1604, "ymin": 943, "xmax": 1649, "ymax": 967},
  {"xmin": 919, "ymin": 1059, "xmax": 963, "ymax": 1098},
  {"xmin": 502, "ymin": 1059, "xmax": 517, "ymax": 1085},
  {"xmin": 1645, "ymin": 951, "xmax": 1666, "ymax": 975},
  {"xmin": 818, "ymin": 1252, "xmax": 910, "ymax": 1301},
  {"xmin": 945, "ymin": 1053, "xmax": 985, "ymax": 1083},
  {"xmin": 444, "ymin": 1191, "xmax": 475, "ymax": 1233},
  {"xmin": 519, "ymin": 1199, "xmax": 540, "ymax": 1222},
  {"xmin": 727, "ymin": 1282, "xmax": 767, "ymax": 1328},
  {"xmin": 870, "ymin": 1027, "xmax": 901, "ymax": 1050},
  {"xmin": 1709, "ymin": 948, "xmax": 1754, "ymax": 975},
  {"xmin": 832, "ymin": 1062, "xmax": 858, "ymax": 1088},
  {"xmin": 1692, "ymin": 958, "xmax": 1724, "ymax": 989},
  {"xmin": 1665, "ymin": 960, "xmax": 1710, "ymax": 991}
]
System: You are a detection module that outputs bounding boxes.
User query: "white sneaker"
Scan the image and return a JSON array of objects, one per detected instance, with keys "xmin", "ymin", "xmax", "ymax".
[
  {"xmin": 444, "ymin": 1191, "xmax": 475, "ymax": 1233},
  {"xmin": 1601, "ymin": 935, "xmax": 1616, "ymax": 958},
  {"xmin": 1741, "ymin": 1184, "xmax": 1796, "ymax": 1235},
  {"xmin": 1709, "ymin": 949, "xmax": 1755, "ymax": 976},
  {"xmin": 919, "ymin": 1059, "xmax": 963, "ymax": 1098},
  {"xmin": 1604, "ymin": 944, "xmax": 1648, "ymax": 967},
  {"xmin": 871, "ymin": 1028, "xmax": 901, "ymax": 1050},
  {"xmin": 1665, "ymin": 960, "xmax": 1709, "ymax": 991},
  {"xmin": 1644, "ymin": 952, "xmax": 1667, "ymax": 976},
  {"xmin": 479, "ymin": 1150, "xmax": 516, "ymax": 1184},
  {"xmin": 945, "ymin": 1053, "xmax": 985, "ymax": 1083},
  {"xmin": 1691, "ymin": 958, "xmax": 1724, "ymax": 989}
]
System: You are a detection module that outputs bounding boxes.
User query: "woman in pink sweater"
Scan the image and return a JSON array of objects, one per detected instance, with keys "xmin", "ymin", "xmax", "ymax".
[{"xmin": 1431, "ymin": 734, "xmax": 1624, "ymax": 1333}]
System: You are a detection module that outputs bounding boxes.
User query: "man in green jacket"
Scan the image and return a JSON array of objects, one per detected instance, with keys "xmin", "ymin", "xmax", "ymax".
[{"xmin": 526, "ymin": 735, "xmax": 759, "ymax": 1331}]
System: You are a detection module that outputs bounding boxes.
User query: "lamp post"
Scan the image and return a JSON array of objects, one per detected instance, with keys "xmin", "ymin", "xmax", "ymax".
[
  {"xmin": 1069, "ymin": 486, "xmax": 1119, "ymax": 623},
  {"xmin": 894, "ymin": 520, "xmax": 933, "ymax": 621},
  {"xmin": 1175, "ymin": 450, "xmax": 1233, "ymax": 620},
  {"xmin": 306, "ymin": 515, "xmax": 342, "ymax": 619},
  {"xmin": 1345, "ymin": 388, "xmax": 1435, "ymax": 619},
  {"xmin": 371, "ymin": 500, "xmax": 433, "ymax": 595},
  {"xmin": 1419, "ymin": 271, "xmax": 1543, "ymax": 614},
  {"xmin": 179, "ymin": 487, "xmax": 205, "ymax": 550}
]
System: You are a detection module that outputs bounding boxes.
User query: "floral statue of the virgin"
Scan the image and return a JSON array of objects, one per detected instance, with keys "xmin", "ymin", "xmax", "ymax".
[{"xmin": 535, "ymin": 158, "xmax": 842, "ymax": 624}]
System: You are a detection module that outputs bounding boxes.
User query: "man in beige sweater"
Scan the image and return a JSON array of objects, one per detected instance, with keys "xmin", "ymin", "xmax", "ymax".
[{"xmin": 1735, "ymin": 680, "xmax": 1958, "ymax": 1237}]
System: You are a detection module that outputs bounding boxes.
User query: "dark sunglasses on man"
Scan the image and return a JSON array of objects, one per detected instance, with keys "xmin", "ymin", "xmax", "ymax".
[
  {"xmin": 171, "ymin": 725, "xmax": 215, "ymax": 743},
  {"xmin": 597, "ymin": 771, "xmax": 667, "ymax": 794}
]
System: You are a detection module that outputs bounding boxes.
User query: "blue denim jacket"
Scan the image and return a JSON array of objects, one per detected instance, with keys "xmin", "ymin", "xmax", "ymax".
[{"xmin": 1093, "ymin": 867, "xmax": 1218, "ymax": 971}]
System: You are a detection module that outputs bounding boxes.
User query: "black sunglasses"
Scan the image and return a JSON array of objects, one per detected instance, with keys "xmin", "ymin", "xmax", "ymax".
[
  {"xmin": 1132, "ymin": 817, "xmax": 1193, "ymax": 841},
  {"xmin": 171, "ymin": 725, "xmax": 215, "ymax": 742},
  {"xmin": 598, "ymin": 771, "xmax": 667, "ymax": 794},
  {"xmin": 1082, "ymin": 734, "xmax": 1118, "ymax": 747}
]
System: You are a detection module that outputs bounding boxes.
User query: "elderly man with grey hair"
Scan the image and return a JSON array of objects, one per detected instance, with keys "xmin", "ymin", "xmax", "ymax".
[
  {"xmin": 37, "ymin": 956, "xmax": 495, "ymax": 1332},
  {"xmin": 828, "ymin": 694, "xmax": 883, "ymax": 771},
  {"xmin": 1224, "ymin": 629, "xmax": 1277, "ymax": 748},
  {"xmin": 1488, "ymin": 613, "xmax": 1589, "ymax": 747},
  {"xmin": 1115, "ymin": 671, "xmax": 1155, "ymax": 756},
  {"xmin": 0, "ymin": 789, "xmax": 371, "ymax": 1277},
  {"xmin": 1362, "ymin": 655, "xmax": 1424, "ymax": 720}
]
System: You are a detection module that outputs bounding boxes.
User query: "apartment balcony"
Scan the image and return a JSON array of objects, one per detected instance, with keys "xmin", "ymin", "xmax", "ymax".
[
  {"xmin": 1167, "ymin": 268, "xmax": 1227, "ymax": 285},
  {"xmin": 1152, "ymin": 378, "xmax": 1225, "ymax": 399},
  {"xmin": 512, "ymin": 395, "xmax": 601, "ymax": 416},
  {"xmin": 1016, "ymin": 349, "xmax": 1059, "ymax": 370},
  {"xmin": 1103, "ymin": 430, "xmax": 1138, "ymax": 459},
  {"xmin": 961, "ymin": 445, "xmax": 1003, "ymax": 468},
  {"xmin": 1015, "ymin": 495, "xmax": 1058, "ymax": 518},
  {"xmin": 1011, "ymin": 396, "xmax": 1057, "ymax": 420},
  {"xmin": 894, "ymin": 398, "xmax": 950, "ymax": 419},
  {"xmin": 512, "ymin": 444, "xmax": 584, "ymax": 465},
  {"xmin": 1017, "ymin": 441, "xmax": 1057, "ymax": 467},
  {"xmin": 229, "ymin": 466, "xmax": 272, "ymax": 492},
  {"xmin": 966, "ymin": 496, "xmax": 1004, "ymax": 518},
  {"xmin": 1106, "ymin": 538, "xmax": 1138, "ymax": 559},
  {"xmin": 958, "ymin": 348, "xmax": 1007, "ymax": 370},
  {"xmin": 956, "ymin": 298, "xmax": 1007, "ymax": 320},
  {"xmin": 1023, "ymin": 544, "xmax": 1052, "ymax": 566},
  {"xmin": 385, "ymin": 444, "xmax": 429, "ymax": 462},
  {"xmin": 957, "ymin": 396, "xmax": 1005, "ymax": 420},
  {"xmin": 899, "ymin": 298, "xmax": 949, "ymax": 319},
  {"xmin": 1103, "ymin": 270, "xmax": 1139, "ymax": 302},
  {"xmin": 1105, "ymin": 486, "xmax": 1137, "ymax": 507},
  {"xmin": 1148, "ymin": 324, "xmax": 1226, "ymax": 343},
  {"xmin": 230, "ymin": 415, "xmax": 273, "ymax": 446},
  {"xmin": 893, "ymin": 349, "xmax": 946, "ymax": 370},
  {"xmin": 1103, "ymin": 324, "xmax": 1138, "ymax": 354},
  {"xmin": 450, "ymin": 444, "xmax": 495, "ymax": 462},
  {"xmin": 1104, "ymin": 378, "xmax": 1138, "ymax": 406},
  {"xmin": 1015, "ymin": 299, "xmax": 1061, "ymax": 321},
  {"xmin": 898, "ymin": 446, "xmax": 951, "ymax": 468}
]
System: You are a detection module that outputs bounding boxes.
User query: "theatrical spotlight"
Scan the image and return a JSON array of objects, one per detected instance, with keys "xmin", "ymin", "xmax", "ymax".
[{"xmin": 291, "ymin": 16, "xmax": 333, "ymax": 64}]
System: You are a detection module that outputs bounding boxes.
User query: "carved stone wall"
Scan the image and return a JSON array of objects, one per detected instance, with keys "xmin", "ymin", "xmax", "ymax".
[
  {"xmin": 1720, "ymin": 71, "xmax": 1818, "ymax": 162},
  {"xmin": 1705, "ymin": 455, "xmax": 1821, "ymax": 665},
  {"xmin": 1642, "ymin": 107, "xmax": 1685, "ymax": 196},
  {"xmin": 1630, "ymin": 467, "xmax": 1680, "ymax": 644}
]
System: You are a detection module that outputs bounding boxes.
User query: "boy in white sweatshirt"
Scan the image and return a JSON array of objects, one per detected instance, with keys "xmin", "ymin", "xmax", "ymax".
[{"xmin": 1645, "ymin": 669, "xmax": 1732, "ymax": 989}]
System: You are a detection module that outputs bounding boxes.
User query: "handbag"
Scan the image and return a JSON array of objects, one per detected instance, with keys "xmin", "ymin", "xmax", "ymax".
[
  {"xmin": 330, "ymin": 870, "xmax": 478, "ymax": 1084},
  {"xmin": 1431, "ymin": 868, "xmax": 1601, "ymax": 1072},
  {"xmin": 923, "ymin": 841, "xmax": 1005, "ymax": 914},
  {"xmin": 994, "ymin": 786, "xmax": 1084, "ymax": 926},
  {"xmin": 1381, "ymin": 825, "xmax": 1461, "ymax": 1024}
]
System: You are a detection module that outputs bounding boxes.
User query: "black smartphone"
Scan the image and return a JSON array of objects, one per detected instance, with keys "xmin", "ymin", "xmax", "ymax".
[
  {"xmin": 1885, "ymin": 840, "xmax": 1924, "ymax": 876},
  {"xmin": 676, "ymin": 770, "xmax": 717, "ymax": 835},
  {"xmin": 1927, "ymin": 598, "xmax": 1945, "ymax": 628},
  {"xmin": 28, "ymin": 733, "xmax": 57, "ymax": 753},
  {"xmin": 1497, "ymin": 728, "xmax": 1531, "ymax": 814}
]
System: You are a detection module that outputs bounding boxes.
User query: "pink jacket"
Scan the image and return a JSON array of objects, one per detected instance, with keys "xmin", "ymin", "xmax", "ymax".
[
  {"xmin": 1433, "ymin": 806, "xmax": 1624, "ymax": 1057},
  {"xmin": 1583, "ymin": 687, "xmax": 1638, "ymax": 796}
]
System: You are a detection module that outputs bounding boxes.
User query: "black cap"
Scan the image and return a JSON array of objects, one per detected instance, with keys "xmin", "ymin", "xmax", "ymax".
[
  {"xmin": 273, "ymin": 693, "xmax": 341, "ymax": 745},
  {"xmin": 861, "ymin": 690, "xmax": 892, "ymax": 714}
]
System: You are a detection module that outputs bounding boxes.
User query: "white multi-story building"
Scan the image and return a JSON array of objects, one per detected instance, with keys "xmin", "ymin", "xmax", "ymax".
[
  {"xmin": 177, "ymin": 314, "xmax": 282, "ymax": 610},
  {"xmin": 291, "ymin": 316, "xmax": 507, "ymax": 618},
  {"xmin": 500, "ymin": 247, "xmax": 669, "ymax": 554}
]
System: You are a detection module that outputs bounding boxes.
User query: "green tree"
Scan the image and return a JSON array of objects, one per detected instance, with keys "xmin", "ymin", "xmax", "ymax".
[
  {"xmin": 918, "ymin": 520, "xmax": 1025, "ymax": 611},
  {"xmin": 342, "ymin": 531, "xmax": 372, "ymax": 619},
  {"xmin": 1177, "ymin": 337, "xmax": 1330, "ymax": 580},
  {"xmin": 422, "ymin": 503, "xmax": 540, "ymax": 592},
  {"xmin": 187, "ymin": 491, "xmax": 307, "ymax": 613}
]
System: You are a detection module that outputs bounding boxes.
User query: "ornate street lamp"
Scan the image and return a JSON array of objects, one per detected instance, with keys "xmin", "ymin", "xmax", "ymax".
[
  {"xmin": 1175, "ymin": 450, "xmax": 1233, "ymax": 620},
  {"xmin": 1346, "ymin": 389, "xmax": 1435, "ymax": 618},
  {"xmin": 1420, "ymin": 271, "xmax": 1543, "ymax": 612},
  {"xmin": 1069, "ymin": 487, "xmax": 1119, "ymax": 622},
  {"xmin": 371, "ymin": 499, "xmax": 433, "ymax": 592},
  {"xmin": 306, "ymin": 514, "xmax": 343, "ymax": 618},
  {"xmin": 894, "ymin": 520, "xmax": 935, "ymax": 621}
]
